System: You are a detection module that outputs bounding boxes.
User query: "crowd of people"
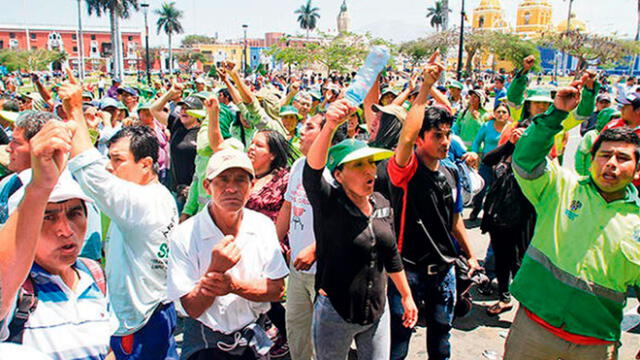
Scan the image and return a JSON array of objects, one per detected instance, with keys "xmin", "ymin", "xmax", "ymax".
[{"xmin": 0, "ymin": 50, "xmax": 638, "ymax": 360}]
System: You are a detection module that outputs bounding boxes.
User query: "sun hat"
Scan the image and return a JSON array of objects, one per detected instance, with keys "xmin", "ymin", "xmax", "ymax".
[
  {"xmin": 205, "ymin": 149, "xmax": 255, "ymax": 180},
  {"xmin": 0, "ymin": 111, "xmax": 19, "ymax": 123},
  {"xmin": 117, "ymin": 87, "xmax": 139, "ymax": 97},
  {"xmin": 327, "ymin": 139, "xmax": 394, "ymax": 173},
  {"xmin": 447, "ymin": 80, "xmax": 464, "ymax": 90},
  {"xmin": 468, "ymin": 89, "xmax": 487, "ymax": 104},
  {"xmin": 525, "ymin": 87, "xmax": 553, "ymax": 103},
  {"xmin": 279, "ymin": 105, "xmax": 301, "ymax": 119},
  {"xmin": 99, "ymin": 97, "xmax": 120, "ymax": 110}
]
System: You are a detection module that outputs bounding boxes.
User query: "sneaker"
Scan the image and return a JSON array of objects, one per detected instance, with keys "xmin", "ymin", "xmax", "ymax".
[
  {"xmin": 265, "ymin": 325, "xmax": 279, "ymax": 341},
  {"xmin": 269, "ymin": 337, "xmax": 290, "ymax": 358}
]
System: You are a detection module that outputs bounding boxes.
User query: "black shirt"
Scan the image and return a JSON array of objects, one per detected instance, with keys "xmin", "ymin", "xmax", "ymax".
[
  {"xmin": 168, "ymin": 113, "xmax": 199, "ymax": 190},
  {"xmin": 376, "ymin": 156, "xmax": 460, "ymax": 268},
  {"xmin": 303, "ymin": 162, "xmax": 403, "ymax": 325}
]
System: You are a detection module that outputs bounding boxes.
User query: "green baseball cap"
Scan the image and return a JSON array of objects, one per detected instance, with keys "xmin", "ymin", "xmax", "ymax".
[
  {"xmin": 193, "ymin": 91, "xmax": 213, "ymax": 100},
  {"xmin": 309, "ymin": 89, "xmax": 322, "ymax": 101},
  {"xmin": 525, "ymin": 87, "xmax": 553, "ymax": 103},
  {"xmin": 381, "ymin": 87, "xmax": 400, "ymax": 97},
  {"xmin": 279, "ymin": 105, "xmax": 301, "ymax": 119},
  {"xmin": 327, "ymin": 139, "xmax": 394, "ymax": 173},
  {"xmin": 136, "ymin": 102, "xmax": 152, "ymax": 112},
  {"xmin": 82, "ymin": 91, "xmax": 94, "ymax": 100},
  {"xmin": 447, "ymin": 80, "xmax": 464, "ymax": 90},
  {"xmin": 596, "ymin": 107, "xmax": 621, "ymax": 131}
]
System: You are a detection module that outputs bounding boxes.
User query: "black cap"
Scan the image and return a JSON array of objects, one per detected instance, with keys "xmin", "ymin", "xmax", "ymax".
[{"xmin": 177, "ymin": 96, "xmax": 204, "ymax": 110}]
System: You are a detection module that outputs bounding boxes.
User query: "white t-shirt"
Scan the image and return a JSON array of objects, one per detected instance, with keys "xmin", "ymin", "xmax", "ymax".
[
  {"xmin": 69, "ymin": 149, "xmax": 178, "ymax": 336},
  {"xmin": 168, "ymin": 206, "xmax": 289, "ymax": 334},
  {"xmin": 284, "ymin": 157, "xmax": 325, "ymax": 274},
  {"xmin": 0, "ymin": 343, "xmax": 52, "ymax": 359}
]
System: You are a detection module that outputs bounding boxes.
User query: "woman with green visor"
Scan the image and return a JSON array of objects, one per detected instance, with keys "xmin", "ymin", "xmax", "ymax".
[
  {"xmin": 303, "ymin": 99, "xmax": 417, "ymax": 360},
  {"xmin": 505, "ymin": 55, "xmax": 598, "ymax": 160}
]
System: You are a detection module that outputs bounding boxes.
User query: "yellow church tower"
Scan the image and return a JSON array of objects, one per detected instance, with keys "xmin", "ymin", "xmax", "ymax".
[
  {"xmin": 472, "ymin": 0, "xmax": 509, "ymax": 32},
  {"xmin": 516, "ymin": 0, "xmax": 553, "ymax": 38}
]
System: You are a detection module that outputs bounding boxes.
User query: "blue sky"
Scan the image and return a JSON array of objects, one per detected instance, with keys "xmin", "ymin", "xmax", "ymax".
[{"xmin": 0, "ymin": 0, "xmax": 637, "ymax": 46}]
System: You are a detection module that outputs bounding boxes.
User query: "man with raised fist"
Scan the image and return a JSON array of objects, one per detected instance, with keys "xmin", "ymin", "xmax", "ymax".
[{"xmin": 168, "ymin": 148, "xmax": 289, "ymax": 360}]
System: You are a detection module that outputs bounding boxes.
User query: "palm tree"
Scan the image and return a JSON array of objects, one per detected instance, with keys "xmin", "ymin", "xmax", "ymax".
[
  {"xmin": 85, "ymin": 0, "xmax": 139, "ymax": 80},
  {"xmin": 633, "ymin": 0, "xmax": 640, "ymax": 75},
  {"xmin": 441, "ymin": 0, "xmax": 449, "ymax": 30},
  {"xmin": 155, "ymin": 2, "xmax": 184, "ymax": 75},
  {"xmin": 426, "ymin": 0, "xmax": 451, "ymax": 32},
  {"xmin": 294, "ymin": 0, "xmax": 321, "ymax": 39}
]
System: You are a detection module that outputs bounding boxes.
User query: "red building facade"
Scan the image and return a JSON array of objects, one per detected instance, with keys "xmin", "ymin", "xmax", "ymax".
[{"xmin": 0, "ymin": 24, "xmax": 142, "ymax": 73}]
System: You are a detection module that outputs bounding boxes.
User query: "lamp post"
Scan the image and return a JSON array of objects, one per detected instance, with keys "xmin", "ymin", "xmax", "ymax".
[
  {"xmin": 76, "ymin": 0, "xmax": 85, "ymax": 80},
  {"xmin": 561, "ymin": 0, "xmax": 574, "ymax": 77},
  {"xmin": 242, "ymin": 24, "xmax": 248, "ymax": 76},
  {"xmin": 456, "ymin": 0, "xmax": 466, "ymax": 80},
  {"xmin": 141, "ymin": 1, "xmax": 151, "ymax": 85}
]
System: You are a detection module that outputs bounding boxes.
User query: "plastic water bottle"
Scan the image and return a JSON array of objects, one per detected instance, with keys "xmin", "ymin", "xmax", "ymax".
[{"xmin": 344, "ymin": 46, "xmax": 391, "ymax": 106}]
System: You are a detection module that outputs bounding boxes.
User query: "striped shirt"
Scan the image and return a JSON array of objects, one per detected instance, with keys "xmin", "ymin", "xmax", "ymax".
[{"xmin": 21, "ymin": 260, "xmax": 116, "ymax": 360}]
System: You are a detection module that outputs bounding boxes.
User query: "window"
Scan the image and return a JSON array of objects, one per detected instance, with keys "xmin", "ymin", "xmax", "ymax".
[
  {"xmin": 30, "ymin": 33, "xmax": 36, "ymax": 40},
  {"xmin": 128, "ymin": 36, "xmax": 133, "ymax": 41},
  {"xmin": 9, "ymin": 32, "xmax": 15, "ymax": 39},
  {"xmin": 524, "ymin": 12, "xmax": 531, "ymax": 25},
  {"xmin": 479, "ymin": 16, "xmax": 485, "ymax": 28},
  {"xmin": 31, "ymin": 46, "xmax": 36, "ymax": 50},
  {"xmin": 72, "ymin": 34, "xmax": 77, "ymax": 40},
  {"xmin": 91, "ymin": 34, "xmax": 96, "ymax": 40},
  {"xmin": 0, "ymin": 40, "xmax": 3, "ymax": 49},
  {"xmin": 73, "ymin": 46, "xmax": 78, "ymax": 52}
]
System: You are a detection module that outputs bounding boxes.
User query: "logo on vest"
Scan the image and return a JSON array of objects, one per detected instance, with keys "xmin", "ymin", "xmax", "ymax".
[{"xmin": 564, "ymin": 200, "xmax": 583, "ymax": 221}]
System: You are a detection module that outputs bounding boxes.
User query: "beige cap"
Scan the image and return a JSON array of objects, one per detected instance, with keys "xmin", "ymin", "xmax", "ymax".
[
  {"xmin": 205, "ymin": 149, "xmax": 255, "ymax": 180},
  {"xmin": 372, "ymin": 104, "xmax": 407, "ymax": 122}
]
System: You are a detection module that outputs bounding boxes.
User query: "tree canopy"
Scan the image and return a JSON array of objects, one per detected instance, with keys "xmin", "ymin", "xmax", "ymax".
[
  {"xmin": 181, "ymin": 34, "xmax": 217, "ymax": 48},
  {"xmin": 0, "ymin": 49, "xmax": 67, "ymax": 72}
]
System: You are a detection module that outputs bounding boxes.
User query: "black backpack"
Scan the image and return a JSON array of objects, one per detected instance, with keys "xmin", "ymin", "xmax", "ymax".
[{"xmin": 482, "ymin": 157, "xmax": 533, "ymax": 230}]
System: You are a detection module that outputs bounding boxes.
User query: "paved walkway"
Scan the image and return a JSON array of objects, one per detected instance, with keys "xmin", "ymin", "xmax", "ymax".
[{"xmin": 404, "ymin": 209, "xmax": 640, "ymax": 360}]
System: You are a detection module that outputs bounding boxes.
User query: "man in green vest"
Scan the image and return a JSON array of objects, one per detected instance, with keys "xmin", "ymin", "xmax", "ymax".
[{"xmin": 505, "ymin": 80, "xmax": 640, "ymax": 359}]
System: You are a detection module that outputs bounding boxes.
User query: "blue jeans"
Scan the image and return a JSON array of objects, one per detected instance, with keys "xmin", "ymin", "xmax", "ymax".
[
  {"xmin": 110, "ymin": 303, "xmax": 179, "ymax": 360},
  {"xmin": 312, "ymin": 294, "xmax": 390, "ymax": 360},
  {"xmin": 389, "ymin": 266, "xmax": 456, "ymax": 360}
]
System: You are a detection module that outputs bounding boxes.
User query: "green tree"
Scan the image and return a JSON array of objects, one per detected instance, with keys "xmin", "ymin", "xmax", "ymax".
[
  {"xmin": 155, "ymin": 1, "xmax": 184, "ymax": 74},
  {"xmin": 181, "ymin": 34, "xmax": 217, "ymax": 48},
  {"xmin": 400, "ymin": 30, "xmax": 456, "ymax": 67},
  {"xmin": 427, "ymin": 0, "xmax": 451, "ymax": 32},
  {"xmin": 265, "ymin": 38, "xmax": 311, "ymax": 73},
  {"xmin": 0, "ymin": 49, "xmax": 67, "ymax": 72},
  {"xmin": 85, "ymin": 0, "xmax": 139, "ymax": 79},
  {"xmin": 539, "ymin": 30, "xmax": 637, "ymax": 74},
  {"xmin": 294, "ymin": 0, "xmax": 321, "ymax": 39},
  {"xmin": 177, "ymin": 50, "xmax": 208, "ymax": 72},
  {"xmin": 489, "ymin": 32, "xmax": 540, "ymax": 72}
]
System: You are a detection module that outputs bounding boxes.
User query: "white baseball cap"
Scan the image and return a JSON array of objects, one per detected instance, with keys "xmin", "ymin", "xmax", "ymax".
[
  {"xmin": 205, "ymin": 149, "xmax": 255, "ymax": 181},
  {"xmin": 8, "ymin": 170, "xmax": 93, "ymax": 215}
]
